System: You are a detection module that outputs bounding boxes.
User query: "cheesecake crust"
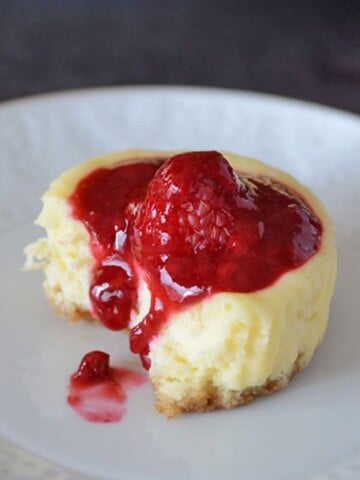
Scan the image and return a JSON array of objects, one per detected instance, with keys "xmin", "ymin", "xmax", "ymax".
[{"xmin": 153, "ymin": 353, "xmax": 306, "ymax": 418}]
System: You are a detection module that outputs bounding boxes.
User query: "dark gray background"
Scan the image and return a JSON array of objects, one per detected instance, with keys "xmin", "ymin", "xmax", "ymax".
[{"xmin": 0, "ymin": 0, "xmax": 359, "ymax": 113}]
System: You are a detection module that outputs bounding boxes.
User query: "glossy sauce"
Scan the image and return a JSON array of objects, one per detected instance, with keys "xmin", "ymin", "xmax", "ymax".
[
  {"xmin": 69, "ymin": 162, "xmax": 160, "ymax": 330},
  {"xmin": 68, "ymin": 152, "xmax": 322, "ymax": 369}
]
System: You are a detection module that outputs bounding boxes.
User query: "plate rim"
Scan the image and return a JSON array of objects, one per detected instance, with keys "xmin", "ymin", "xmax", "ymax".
[
  {"xmin": 0, "ymin": 84, "xmax": 359, "ymax": 125},
  {"xmin": 1, "ymin": 85, "xmax": 360, "ymax": 480}
]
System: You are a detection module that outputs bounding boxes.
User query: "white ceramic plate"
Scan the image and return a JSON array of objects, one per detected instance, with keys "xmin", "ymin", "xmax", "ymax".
[{"xmin": 1, "ymin": 87, "xmax": 360, "ymax": 480}]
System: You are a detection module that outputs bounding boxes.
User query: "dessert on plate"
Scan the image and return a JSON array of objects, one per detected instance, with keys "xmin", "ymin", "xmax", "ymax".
[{"xmin": 25, "ymin": 149, "xmax": 337, "ymax": 417}]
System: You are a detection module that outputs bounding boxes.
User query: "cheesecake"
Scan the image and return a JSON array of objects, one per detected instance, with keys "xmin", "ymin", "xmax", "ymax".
[{"xmin": 25, "ymin": 149, "xmax": 337, "ymax": 417}]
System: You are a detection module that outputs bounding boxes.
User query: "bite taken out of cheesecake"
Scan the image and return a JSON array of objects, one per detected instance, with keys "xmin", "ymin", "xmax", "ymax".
[{"xmin": 25, "ymin": 149, "xmax": 337, "ymax": 417}]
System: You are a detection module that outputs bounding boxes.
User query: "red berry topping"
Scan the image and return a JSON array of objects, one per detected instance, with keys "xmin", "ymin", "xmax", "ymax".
[
  {"xmin": 68, "ymin": 151, "xmax": 322, "ymax": 369},
  {"xmin": 68, "ymin": 161, "xmax": 160, "ymax": 331},
  {"xmin": 133, "ymin": 151, "xmax": 247, "ymax": 257},
  {"xmin": 89, "ymin": 258, "xmax": 136, "ymax": 330},
  {"xmin": 72, "ymin": 351, "xmax": 111, "ymax": 382},
  {"xmin": 133, "ymin": 151, "xmax": 321, "ymax": 292},
  {"xmin": 68, "ymin": 351, "xmax": 146, "ymax": 422},
  {"xmin": 69, "ymin": 162, "xmax": 159, "ymax": 259}
]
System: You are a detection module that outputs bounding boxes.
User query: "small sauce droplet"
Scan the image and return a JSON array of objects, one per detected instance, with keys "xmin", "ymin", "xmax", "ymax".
[{"xmin": 67, "ymin": 351, "xmax": 146, "ymax": 423}]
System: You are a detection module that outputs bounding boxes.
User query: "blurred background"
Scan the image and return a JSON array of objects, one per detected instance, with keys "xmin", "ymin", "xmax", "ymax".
[{"xmin": 0, "ymin": 0, "xmax": 359, "ymax": 113}]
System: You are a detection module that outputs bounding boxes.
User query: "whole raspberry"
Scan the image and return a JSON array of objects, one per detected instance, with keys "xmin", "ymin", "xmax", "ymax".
[
  {"xmin": 134, "ymin": 151, "xmax": 249, "ymax": 255},
  {"xmin": 132, "ymin": 151, "xmax": 257, "ymax": 294}
]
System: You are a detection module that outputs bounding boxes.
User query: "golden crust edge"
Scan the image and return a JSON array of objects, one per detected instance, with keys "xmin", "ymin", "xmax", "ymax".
[{"xmin": 153, "ymin": 353, "xmax": 306, "ymax": 418}]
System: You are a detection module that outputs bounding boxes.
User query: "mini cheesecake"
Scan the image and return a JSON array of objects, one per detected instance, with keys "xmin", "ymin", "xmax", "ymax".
[{"xmin": 25, "ymin": 149, "xmax": 337, "ymax": 417}]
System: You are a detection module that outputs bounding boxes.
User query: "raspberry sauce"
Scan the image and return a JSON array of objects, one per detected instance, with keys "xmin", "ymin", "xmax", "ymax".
[
  {"xmin": 69, "ymin": 161, "xmax": 160, "ymax": 330},
  {"xmin": 67, "ymin": 351, "xmax": 146, "ymax": 423},
  {"xmin": 68, "ymin": 152, "xmax": 322, "ymax": 369}
]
